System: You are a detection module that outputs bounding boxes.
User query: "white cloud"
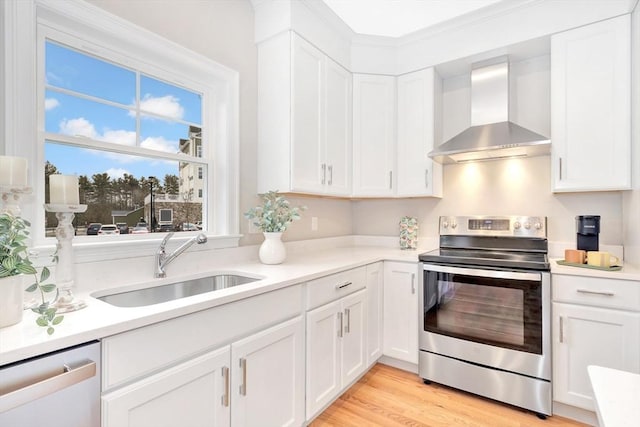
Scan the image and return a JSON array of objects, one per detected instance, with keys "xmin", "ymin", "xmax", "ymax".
[
  {"xmin": 141, "ymin": 136, "xmax": 178, "ymax": 153},
  {"xmin": 59, "ymin": 117, "xmax": 98, "ymax": 139},
  {"xmin": 130, "ymin": 94, "xmax": 184, "ymax": 121},
  {"xmin": 58, "ymin": 117, "xmax": 179, "ymax": 165},
  {"xmin": 105, "ymin": 168, "xmax": 130, "ymax": 180},
  {"xmin": 45, "ymin": 98, "xmax": 60, "ymax": 111},
  {"xmin": 102, "ymin": 129, "xmax": 136, "ymax": 146}
]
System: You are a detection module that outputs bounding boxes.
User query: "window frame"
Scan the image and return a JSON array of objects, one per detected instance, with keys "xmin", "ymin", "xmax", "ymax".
[{"xmin": 3, "ymin": 0, "xmax": 240, "ymax": 262}]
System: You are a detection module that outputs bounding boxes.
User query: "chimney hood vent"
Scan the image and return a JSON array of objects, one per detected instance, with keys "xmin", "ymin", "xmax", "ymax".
[{"xmin": 429, "ymin": 59, "xmax": 550, "ymax": 164}]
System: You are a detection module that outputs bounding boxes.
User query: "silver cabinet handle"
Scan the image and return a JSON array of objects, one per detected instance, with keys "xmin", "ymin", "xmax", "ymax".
[
  {"xmin": 344, "ymin": 308, "xmax": 351, "ymax": 334},
  {"xmin": 321, "ymin": 163, "xmax": 326, "ymax": 185},
  {"xmin": 337, "ymin": 312, "xmax": 343, "ymax": 338},
  {"xmin": 0, "ymin": 359, "xmax": 96, "ymax": 414},
  {"xmin": 559, "ymin": 316, "xmax": 564, "ymax": 343},
  {"xmin": 577, "ymin": 289, "xmax": 615, "ymax": 297},
  {"xmin": 328, "ymin": 165, "xmax": 333, "ymax": 186},
  {"xmin": 389, "ymin": 171, "xmax": 393, "ymax": 189},
  {"xmin": 411, "ymin": 273, "xmax": 416, "ymax": 294},
  {"xmin": 221, "ymin": 366, "xmax": 230, "ymax": 407},
  {"xmin": 239, "ymin": 358, "xmax": 247, "ymax": 396},
  {"xmin": 425, "ymin": 169, "xmax": 429, "ymax": 188},
  {"xmin": 335, "ymin": 281, "xmax": 352, "ymax": 290},
  {"xmin": 559, "ymin": 157, "xmax": 563, "ymax": 180}
]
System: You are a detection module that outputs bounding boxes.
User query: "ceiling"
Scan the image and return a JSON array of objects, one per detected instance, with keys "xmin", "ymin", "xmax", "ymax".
[{"xmin": 322, "ymin": 0, "xmax": 504, "ymax": 38}]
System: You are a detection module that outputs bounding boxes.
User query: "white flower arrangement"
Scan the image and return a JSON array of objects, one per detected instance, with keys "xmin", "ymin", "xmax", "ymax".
[{"xmin": 244, "ymin": 191, "xmax": 306, "ymax": 233}]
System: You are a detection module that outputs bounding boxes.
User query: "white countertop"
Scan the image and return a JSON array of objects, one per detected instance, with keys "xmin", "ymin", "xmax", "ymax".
[
  {"xmin": 588, "ymin": 365, "xmax": 640, "ymax": 427},
  {"xmin": 0, "ymin": 245, "xmax": 421, "ymax": 366},
  {"xmin": 2, "ymin": 243, "xmax": 639, "ymax": 367},
  {"xmin": 550, "ymin": 258, "xmax": 640, "ymax": 281}
]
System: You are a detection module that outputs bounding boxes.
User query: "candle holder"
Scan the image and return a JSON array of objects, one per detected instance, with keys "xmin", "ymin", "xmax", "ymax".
[
  {"xmin": 44, "ymin": 203, "xmax": 88, "ymax": 313},
  {"xmin": 1, "ymin": 186, "xmax": 32, "ymax": 216}
]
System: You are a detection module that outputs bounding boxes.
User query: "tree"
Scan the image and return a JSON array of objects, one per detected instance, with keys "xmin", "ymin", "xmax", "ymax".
[{"xmin": 164, "ymin": 174, "xmax": 179, "ymax": 194}]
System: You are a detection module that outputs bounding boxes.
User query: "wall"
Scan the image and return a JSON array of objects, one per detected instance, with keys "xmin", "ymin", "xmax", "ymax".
[{"xmin": 88, "ymin": 0, "xmax": 352, "ymax": 245}]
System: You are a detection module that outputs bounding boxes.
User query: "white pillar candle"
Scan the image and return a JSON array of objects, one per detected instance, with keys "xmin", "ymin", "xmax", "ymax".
[
  {"xmin": 49, "ymin": 175, "xmax": 79, "ymax": 205},
  {"xmin": 0, "ymin": 156, "xmax": 28, "ymax": 187}
]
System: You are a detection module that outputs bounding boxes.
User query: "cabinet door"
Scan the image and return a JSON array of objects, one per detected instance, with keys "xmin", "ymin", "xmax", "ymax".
[
  {"xmin": 551, "ymin": 15, "xmax": 631, "ymax": 191},
  {"xmin": 231, "ymin": 316, "xmax": 304, "ymax": 427},
  {"xmin": 306, "ymin": 300, "xmax": 342, "ymax": 419},
  {"xmin": 553, "ymin": 302, "xmax": 640, "ymax": 411},
  {"xmin": 353, "ymin": 74, "xmax": 396, "ymax": 197},
  {"xmin": 324, "ymin": 57, "xmax": 352, "ymax": 196},
  {"xmin": 291, "ymin": 35, "xmax": 325, "ymax": 194},
  {"xmin": 366, "ymin": 262, "xmax": 383, "ymax": 366},
  {"xmin": 102, "ymin": 347, "xmax": 231, "ymax": 427},
  {"xmin": 383, "ymin": 262, "xmax": 419, "ymax": 364},
  {"xmin": 397, "ymin": 68, "xmax": 442, "ymax": 197},
  {"xmin": 341, "ymin": 289, "xmax": 367, "ymax": 385}
]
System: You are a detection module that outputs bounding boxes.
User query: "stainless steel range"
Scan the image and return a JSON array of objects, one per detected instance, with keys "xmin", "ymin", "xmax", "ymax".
[{"xmin": 418, "ymin": 216, "xmax": 551, "ymax": 417}]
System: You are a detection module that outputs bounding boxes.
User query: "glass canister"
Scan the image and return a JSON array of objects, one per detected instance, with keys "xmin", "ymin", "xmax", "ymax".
[{"xmin": 399, "ymin": 216, "xmax": 418, "ymax": 250}]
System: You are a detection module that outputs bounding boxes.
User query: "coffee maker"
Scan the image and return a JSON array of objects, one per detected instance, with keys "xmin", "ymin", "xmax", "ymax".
[{"xmin": 576, "ymin": 215, "xmax": 600, "ymax": 251}]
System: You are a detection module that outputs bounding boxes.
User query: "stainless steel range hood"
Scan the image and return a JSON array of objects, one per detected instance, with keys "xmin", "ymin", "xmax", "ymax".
[{"xmin": 429, "ymin": 59, "xmax": 550, "ymax": 164}]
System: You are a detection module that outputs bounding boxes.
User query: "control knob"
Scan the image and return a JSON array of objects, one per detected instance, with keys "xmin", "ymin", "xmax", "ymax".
[
  {"xmin": 534, "ymin": 222, "xmax": 542, "ymax": 230},
  {"xmin": 451, "ymin": 222, "xmax": 457, "ymax": 229},
  {"xmin": 513, "ymin": 221, "xmax": 521, "ymax": 230},
  {"xmin": 524, "ymin": 222, "xmax": 531, "ymax": 230},
  {"xmin": 442, "ymin": 221, "xmax": 449, "ymax": 229}
]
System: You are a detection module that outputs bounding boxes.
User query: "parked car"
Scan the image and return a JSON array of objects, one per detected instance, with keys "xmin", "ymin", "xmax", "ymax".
[
  {"xmin": 195, "ymin": 221, "xmax": 203, "ymax": 230},
  {"xmin": 181, "ymin": 222, "xmax": 200, "ymax": 231},
  {"xmin": 86, "ymin": 223, "xmax": 102, "ymax": 235},
  {"xmin": 157, "ymin": 223, "xmax": 174, "ymax": 232},
  {"xmin": 98, "ymin": 224, "xmax": 120, "ymax": 235},
  {"xmin": 131, "ymin": 223, "xmax": 150, "ymax": 234},
  {"xmin": 116, "ymin": 222, "xmax": 129, "ymax": 234}
]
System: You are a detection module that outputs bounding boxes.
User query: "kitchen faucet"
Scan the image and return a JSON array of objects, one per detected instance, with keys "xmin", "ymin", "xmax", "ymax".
[{"xmin": 155, "ymin": 232, "xmax": 208, "ymax": 278}]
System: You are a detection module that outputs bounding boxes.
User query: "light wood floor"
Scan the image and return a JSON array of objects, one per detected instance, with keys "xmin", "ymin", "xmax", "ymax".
[{"xmin": 310, "ymin": 364, "xmax": 588, "ymax": 427}]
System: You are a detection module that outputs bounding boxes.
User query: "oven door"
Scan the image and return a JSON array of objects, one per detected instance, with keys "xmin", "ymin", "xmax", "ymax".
[{"xmin": 420, "ymin": 263, "xmax": 550, "ymax": 380}]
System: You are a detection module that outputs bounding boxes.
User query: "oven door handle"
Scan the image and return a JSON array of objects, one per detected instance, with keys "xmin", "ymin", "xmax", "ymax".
[{"xmin": 422, "ymin": 263, "xmax": 542, "ymax": 282}]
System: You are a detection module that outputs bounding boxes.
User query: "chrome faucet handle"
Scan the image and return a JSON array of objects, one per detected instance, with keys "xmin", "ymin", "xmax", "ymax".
[{"xmin": 159, "ymin": 232, "xmax": 175, "ymax": 251}]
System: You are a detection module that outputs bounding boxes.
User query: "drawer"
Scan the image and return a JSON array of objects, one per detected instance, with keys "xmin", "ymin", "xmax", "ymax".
[
  {"xmin": 552, "ymin": 275, "xmax": 640, "ymax": 311},
  {"xmin": 306, "ymin": 266, "xmax": 366, "ymax": 310},
  {"xmin": 102, "ymin": 284, "xmax": 302, "ymax": 391}
]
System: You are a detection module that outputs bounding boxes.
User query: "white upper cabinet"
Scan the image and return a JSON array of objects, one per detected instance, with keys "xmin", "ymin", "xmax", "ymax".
[
  {"xmin": 397, "ymin": 68, "xmax": 442, "ymax": 198},
  {"xmin": 258, "ymin": 32, "xmax": 352, "ymax": 196},
  {"xmin": 551, "ymin": 14, "xmax": 631, "ymax": 192},
  {"xmin": 352, "ymin": 74, "xmax": 397, "ymax": 197}
]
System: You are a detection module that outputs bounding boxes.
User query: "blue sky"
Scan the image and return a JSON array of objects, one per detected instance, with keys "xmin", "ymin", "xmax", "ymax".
[{"xmin": 44, "ymin": 41, "xmax": 202, "ymax": 181}]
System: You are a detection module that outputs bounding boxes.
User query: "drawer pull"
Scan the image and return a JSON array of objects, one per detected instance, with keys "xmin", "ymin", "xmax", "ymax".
[
  {"xmin": 338, "ymin": 312, "xmax": 343, "ymax": 338},
  {"xmin": 336, "ymin": 281, "xmax": 352, "ymax": 290},
  {"xmin": 411, "ymin": 273, "xmax": 416, "ymax": 294},
  {"xmin": 559, "ymin": 316, "xmax": 564, "ymax": 343},
  {"xmin": 576, "ymin": 289, "xmax": 615, "ymax": 297}
]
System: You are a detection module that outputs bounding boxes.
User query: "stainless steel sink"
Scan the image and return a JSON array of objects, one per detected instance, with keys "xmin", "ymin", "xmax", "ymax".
[{"xmin": 96, "ymin": 274, "xmax": 260, "ymax": 307}]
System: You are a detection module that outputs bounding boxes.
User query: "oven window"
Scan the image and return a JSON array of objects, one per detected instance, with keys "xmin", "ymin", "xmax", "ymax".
[{"xmin": 423, "ymin": 271, "xmax": 542, "ymax": 354}]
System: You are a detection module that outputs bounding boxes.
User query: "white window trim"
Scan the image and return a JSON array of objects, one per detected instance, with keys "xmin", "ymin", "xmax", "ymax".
[{"xmin": 2, "ymin": 0, "xmax": 240, "ymax": 262}]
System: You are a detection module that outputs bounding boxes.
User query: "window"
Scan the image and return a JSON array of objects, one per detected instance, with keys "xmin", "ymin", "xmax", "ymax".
[
  {"xmin": 44, "ymin": 41, "xmax": 206, "ymax": 236},
  {"xmin": 4, "ymin": 0, "xmax": 240, "ymax": 256}
]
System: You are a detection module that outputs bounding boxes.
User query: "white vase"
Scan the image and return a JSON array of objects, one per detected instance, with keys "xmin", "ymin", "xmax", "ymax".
[
  {"xmin": 0, "ymin": 274, "xmax": 26, "ymax": 328},
  {"xmin": 259, "ymin": 232, "xmax": 286, "ymax": 265}
]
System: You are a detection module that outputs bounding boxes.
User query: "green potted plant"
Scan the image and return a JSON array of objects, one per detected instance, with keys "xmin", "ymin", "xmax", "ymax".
[
  {"xmin": 0, "ymin": 212, "xmax": 63, "ymax": 333},
  {"xmin": 244, "ymin": 191, "xmax": 305, "ymax": 264}
]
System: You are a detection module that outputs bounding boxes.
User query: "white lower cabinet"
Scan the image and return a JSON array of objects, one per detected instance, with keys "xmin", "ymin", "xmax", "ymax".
[
  {"xmin": 383, "ymin": 261, "xmax": 419, "ymax": 364},
  {"xmin": 230, "ymin": 317, "xmax": 305, "ymax": 427},
  {"xmin": 365, "ymin": 262, "xmax": 383, "ymax": 366},
  {"xmin": 103, "ymin": 316, "xmax": 304, "ymax": 427},
  {"xmin": 102, "ymin": 347, "xmax": 231, "ymax": 427},
  {"xmin": 306, "ymin": 288, "xmax": 367, "ymax": 420},
  {"xmin": 552, "ymin": 275, "xmax": 640, "ymax": 412}
]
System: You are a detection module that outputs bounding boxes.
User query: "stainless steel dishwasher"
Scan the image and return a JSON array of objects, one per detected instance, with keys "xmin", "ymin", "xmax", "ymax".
[{"xmin": 0, "ymin": 340, "xmax": 100, "ymax": 427}]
